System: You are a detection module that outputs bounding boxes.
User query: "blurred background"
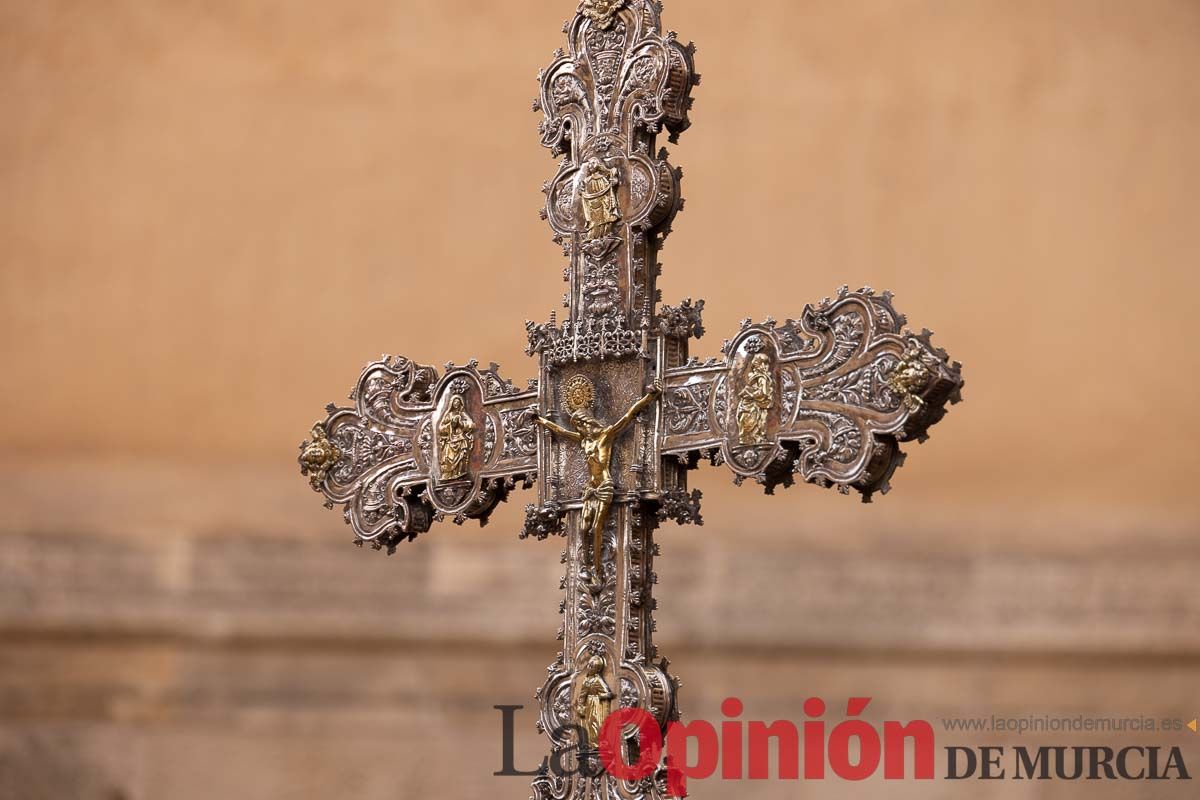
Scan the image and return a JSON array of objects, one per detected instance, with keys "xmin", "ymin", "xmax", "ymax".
[{"xmin": 1, "ymin": 1, "xmax": 1198, "ymax": 798}]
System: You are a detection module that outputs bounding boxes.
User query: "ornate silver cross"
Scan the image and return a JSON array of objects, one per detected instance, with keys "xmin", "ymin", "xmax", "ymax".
[{"xmin": 298, "ymin": 2, "xmax": 963, "ymax": 798}]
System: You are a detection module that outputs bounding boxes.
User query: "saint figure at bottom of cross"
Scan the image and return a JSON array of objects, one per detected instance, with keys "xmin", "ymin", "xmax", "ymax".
[
  {"xmin": 576, "ymin": 655, "xmax": 614, "ymax": 748},
  {"xmin": 536, "ymin": 375, "xmax": 662, "ymax": 590}
]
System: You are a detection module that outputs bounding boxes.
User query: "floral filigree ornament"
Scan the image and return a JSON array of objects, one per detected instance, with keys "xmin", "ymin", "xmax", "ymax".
[
  {"xmin": 743, "ymin": 334, "xmax": 767, "ymax": 355},
  {"xmin": 578, "ymin": 587, "xmax": 616, "ymax": 636},
  {"xmin": 522, "ymin": 501, "xmax": 567, "ymax": 540},
  {"xmin": 582, "ymin": 261, "xmax": 621, "ymax": 317},
  {"xmin": 552, "ymin": 689, "xmax": 573, "ymax": 723},
  {"xmin": 298, "ymin": 425, "xmax": 343, "ymax": 490},
  {"xmin": 657, "ymin": 298, "xmax": 705, "ymax": 340},
  {"xmin": 619, "ymin": 677, "xmax": 639, "ymax": 709},
  {"xmin": 886, "ymin": 343, "xmax": 933, "ymax": 412},
  {"xmin": 655, "ymin": 487, "xmax": 704, "ymax": 526},
  {"xmin": 579, "ymin": 0, "xmax": 627, "ymax": 30}
]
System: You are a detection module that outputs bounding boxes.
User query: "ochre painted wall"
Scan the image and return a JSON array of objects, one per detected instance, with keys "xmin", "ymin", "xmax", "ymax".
[
  {"xmin": 2, "ymin": 0, "xmax": 1198, "ymax": 515},
  {"xmin": 1, "ymin": 3, "xmax": 1198, "ymax": 799}
]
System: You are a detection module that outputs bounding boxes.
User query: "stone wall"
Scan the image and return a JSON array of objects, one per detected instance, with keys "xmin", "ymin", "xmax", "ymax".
[{"xmin": 1, "ymin": 1, "xmax": 1198, "ymax": 798}]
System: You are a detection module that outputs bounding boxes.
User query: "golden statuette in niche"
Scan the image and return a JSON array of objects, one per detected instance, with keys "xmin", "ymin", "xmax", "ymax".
[
  {"xmin": 576, "ymin": 655, "xmax": 613, "ymax": 748},
  {"xmin": 437, "ymin": 391, "xmax": 476, "ymax": 481},
  {"xmin": 580, "ymin": 158, "xmax": 621, "ymax": 241},
  {"xmin": 736, "ymin": 351, "xmax": 775, "ymax": 446}
]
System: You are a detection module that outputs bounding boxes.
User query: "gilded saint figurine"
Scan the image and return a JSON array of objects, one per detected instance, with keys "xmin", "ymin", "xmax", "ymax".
[
  {"xmin": 537, "ymin": 376, "xmax": 661, "ymax": 588},
  {"xmin": 299, "ymin": 425, "xmax": 341, "ymax": 490},
  {"xmin": 437, "ymin": 393, "xmax": 476, "ymax": 481},
  {"xmin": 579, "ymin": 0, "xmax": 627, "ymax": 29},
  {"xmin": 579, "ymin": 158, "xmax": 621, "ymax": 241},
  {"xmin": 736, "ymin": 352, "xmax": 775, "ymax": 446},
  {"xmin": 887, "ymin": 344, "xmax": 932, "ymax": 412},
  {"xmin": 576, "ymin": 655, "xmax": 613, "ymax": 749}
]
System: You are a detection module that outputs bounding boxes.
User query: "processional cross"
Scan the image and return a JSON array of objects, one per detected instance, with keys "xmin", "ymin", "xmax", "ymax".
[{"xmin": 298, "ymin": 2, "xmax": 963, "ymax": 797}]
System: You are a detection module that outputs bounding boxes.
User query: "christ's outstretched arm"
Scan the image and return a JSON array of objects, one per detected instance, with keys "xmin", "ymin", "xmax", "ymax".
[
  {"xmin": 610, "ymin": 379, "xmax": 662, "ymax": 436},
  {"xmin": 536, "ymin": 416, "xmax": 582, "ymax": 442}
]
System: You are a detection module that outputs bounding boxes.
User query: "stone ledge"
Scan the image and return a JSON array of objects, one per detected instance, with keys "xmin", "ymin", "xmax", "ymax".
[{"xmin": 2, "ymin": 528, "xmax": 1197, "ymax": 657}]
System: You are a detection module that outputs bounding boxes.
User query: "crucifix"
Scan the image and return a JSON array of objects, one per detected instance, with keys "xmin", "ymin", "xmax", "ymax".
[{"xmin": 297, "ymin": 2, "xmax": 964, "ymax": 798}]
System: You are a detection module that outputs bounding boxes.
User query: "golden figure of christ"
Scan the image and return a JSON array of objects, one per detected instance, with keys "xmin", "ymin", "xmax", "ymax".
[{"xmin": 536, "ymin": 377, "xmax": 662, "ymax": 586}]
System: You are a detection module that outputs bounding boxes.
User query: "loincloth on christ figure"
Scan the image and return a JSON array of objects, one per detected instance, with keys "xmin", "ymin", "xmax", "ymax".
[{"xmin": 582, "ymin": 480, "xmax": 615, "ymax": 514}]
